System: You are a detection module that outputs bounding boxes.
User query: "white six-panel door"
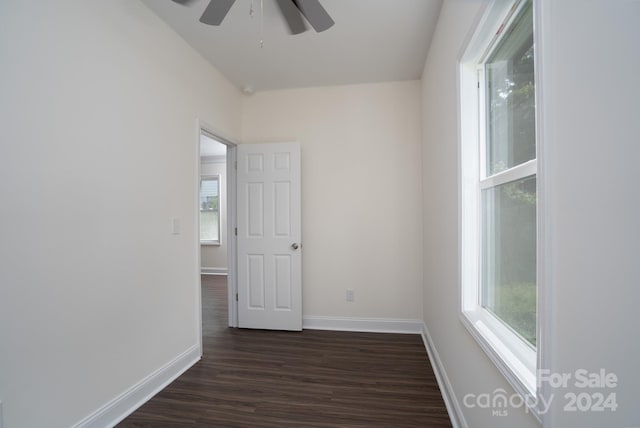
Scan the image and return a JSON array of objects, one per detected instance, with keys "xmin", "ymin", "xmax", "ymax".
[{"xmin": 237, "ymin": 143, "xmax": 302, "ymax": 330}]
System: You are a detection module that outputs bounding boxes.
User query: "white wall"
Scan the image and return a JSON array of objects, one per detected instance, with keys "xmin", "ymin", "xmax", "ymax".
[
  {"xmin": 0, "ymin": 1, "xmax": 242, "ymax": 427},
  {"xmin": 200, "ymin": 160, "xmax": 228, "ymax": 271},
  {"xmin": 242, "ymin": 81, "xmax": 424, "ymax": 321},
  {"xmin": 422, "ymin": 1, "xmax": 640, "ymax": 427},
  {"xmin": 538, "ymin": 1, "xmax": 640, "ymax": 427}
]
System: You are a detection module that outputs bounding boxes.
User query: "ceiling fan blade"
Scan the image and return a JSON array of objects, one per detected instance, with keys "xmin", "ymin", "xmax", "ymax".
[
  {"xmin": 275, "ymin": 0, "xmax": 308, "ymax": 35},
  {"xmin": 171, "ymin": 0, "xmax": 198, "ymax": 5},
  {"xmin": 199, "ymin": 0, "xmax": 235, "ymax": 26},
  {"xmin": 293, "ymin": 0, "xmax": 334, "ymax": 32}
]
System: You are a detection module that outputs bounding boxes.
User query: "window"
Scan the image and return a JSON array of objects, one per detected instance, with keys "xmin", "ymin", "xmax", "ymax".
[
  {"xmin": 481, "ymin": 0, "xmax": 536, "ymax": 347},
  {"xmin": 460, "ymin": 0, "xmax": 539, "ymax": 413},
  {"xmin": 200, "ymin": 175, "xmax": 220, "ymax": 244}
]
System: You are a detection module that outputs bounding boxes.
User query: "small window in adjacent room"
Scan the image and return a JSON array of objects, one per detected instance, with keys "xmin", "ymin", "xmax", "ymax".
[
  {"xmin": 200, "ymin": 175, "xmax": 220, "ymax": 244},
  {"xmin": 459, "ymin": 0, "xmax": 540, "ymax": 416}
]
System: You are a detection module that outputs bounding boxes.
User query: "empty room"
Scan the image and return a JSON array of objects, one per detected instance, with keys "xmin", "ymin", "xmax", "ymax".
[{"xmin": 1, "ymin": 1, "xmax": 638, "ymax": 427}]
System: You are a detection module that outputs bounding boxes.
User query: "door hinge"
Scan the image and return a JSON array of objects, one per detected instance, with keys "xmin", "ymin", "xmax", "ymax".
[
  {"xmin": 234, "ymin": 227, "xmax": 237, "ymax": 236},
  {"xmin": 235, "ymin": 293, "xmax": 238, "ymax": 301},
  {"xmin": 235, "ymin": 161, "xmax": 238, "ymax": 170}
]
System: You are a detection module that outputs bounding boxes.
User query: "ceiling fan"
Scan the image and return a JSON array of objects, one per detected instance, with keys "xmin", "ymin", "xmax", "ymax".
[{"xmin": 171, "ymin": 0, "xmax": 335, "ymax": 34}]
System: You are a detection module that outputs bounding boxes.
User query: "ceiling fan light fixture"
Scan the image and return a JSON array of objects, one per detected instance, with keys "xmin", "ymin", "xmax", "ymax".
[{"xmin": 171, "ymin": 0, "xmax": 334, "ymax": 34}]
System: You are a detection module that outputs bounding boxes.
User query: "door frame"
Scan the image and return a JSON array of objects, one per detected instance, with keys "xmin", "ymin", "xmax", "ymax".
[{"xmin": 196, "ymin": 120, "xmax": 238, "ymax": 354}]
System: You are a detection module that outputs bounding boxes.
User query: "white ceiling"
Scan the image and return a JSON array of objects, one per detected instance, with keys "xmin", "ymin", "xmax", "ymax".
[{"xmin": 141, "ymin": 0, "xmax": 442, "ymax": 92}]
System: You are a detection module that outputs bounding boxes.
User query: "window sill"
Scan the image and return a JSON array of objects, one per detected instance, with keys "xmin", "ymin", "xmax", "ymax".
[
  {"xmin": 460, "ymin": 307, "xmax": 541, "ymax": 421},
  {"xmin": 200, "ymin": 241, "xmax": 221, "ymax": 246}
]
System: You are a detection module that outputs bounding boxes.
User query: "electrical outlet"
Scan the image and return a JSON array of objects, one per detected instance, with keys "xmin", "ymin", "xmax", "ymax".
[{"xmin": 346, "ymin": 289, "xmax": 355, "ymax": 302}]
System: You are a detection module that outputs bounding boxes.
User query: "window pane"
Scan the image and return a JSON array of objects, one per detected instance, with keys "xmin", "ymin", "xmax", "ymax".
[
  {"xmin": 200, "ymin": 178, "xmax": 219, "ymax": 210},
  {"xmin": 485, "ymin": 2, "xmax": 535, "ymax": 176},
  {"xmin": 200, "ymin": 211, "xmax": 219, "ymax": 242},
  {"xmin": 481, "ymin": 176, "xmax": 536, "ymax": 346},
  {"xmin": 200, "ymin": 177, "xmax": 219, "ymax": 242}
]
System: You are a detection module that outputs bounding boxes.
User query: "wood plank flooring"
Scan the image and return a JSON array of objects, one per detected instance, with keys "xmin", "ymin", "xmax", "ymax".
[{"xmin": 117, "ymin": 276, "xmax": 451, "ymax": 427}]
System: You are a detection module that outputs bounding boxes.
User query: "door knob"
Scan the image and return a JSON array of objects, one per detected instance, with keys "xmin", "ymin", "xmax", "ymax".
[{"xmin": 291, "ymin": 243, "xmax": 299, "ymax": 250}]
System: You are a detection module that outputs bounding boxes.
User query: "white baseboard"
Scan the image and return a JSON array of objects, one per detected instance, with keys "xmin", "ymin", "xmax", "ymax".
[
  {"xmin": 73, "ymin": 345, "xmax": 201, "ymax": 428},
  {"xmin": 303, "ymin": 316, "xmax": 424, "ymax": 334},
  {"xmin": 420, "ymin": 323, "xmax": 468, "ymax": 428},
  {"xmin": 201, "ymin": 267, "xmax": 228, "ymax": 275}
]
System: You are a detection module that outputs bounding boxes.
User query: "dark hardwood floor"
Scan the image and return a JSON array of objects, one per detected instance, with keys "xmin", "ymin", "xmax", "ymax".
[{"xmin": 117, "ymin": 275, "xmax": 452, "ymax": 427}]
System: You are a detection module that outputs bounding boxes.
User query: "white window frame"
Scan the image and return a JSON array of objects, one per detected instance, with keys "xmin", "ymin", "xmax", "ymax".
[
  {"xmin": 200, "ymin": 174, "xmax": 221, "ymax": 245},
  {"xmin": 459, "ymin": 0, "xmax": 543, "ymax": 420}
]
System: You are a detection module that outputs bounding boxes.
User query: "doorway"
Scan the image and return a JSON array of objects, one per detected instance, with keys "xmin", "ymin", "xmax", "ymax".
[
  {"xmin": 197, "ymin": 123, "xmax": 238, "ymax": 350},
  {"xmin": 199, "ymin": 134, "xmax": 227, "ymax": 274}
]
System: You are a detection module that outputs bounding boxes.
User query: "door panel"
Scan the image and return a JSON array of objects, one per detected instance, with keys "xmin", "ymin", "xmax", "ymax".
[{"xmin": 237, "ymin": 143, "xmax": 302, "ymax": 330}]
